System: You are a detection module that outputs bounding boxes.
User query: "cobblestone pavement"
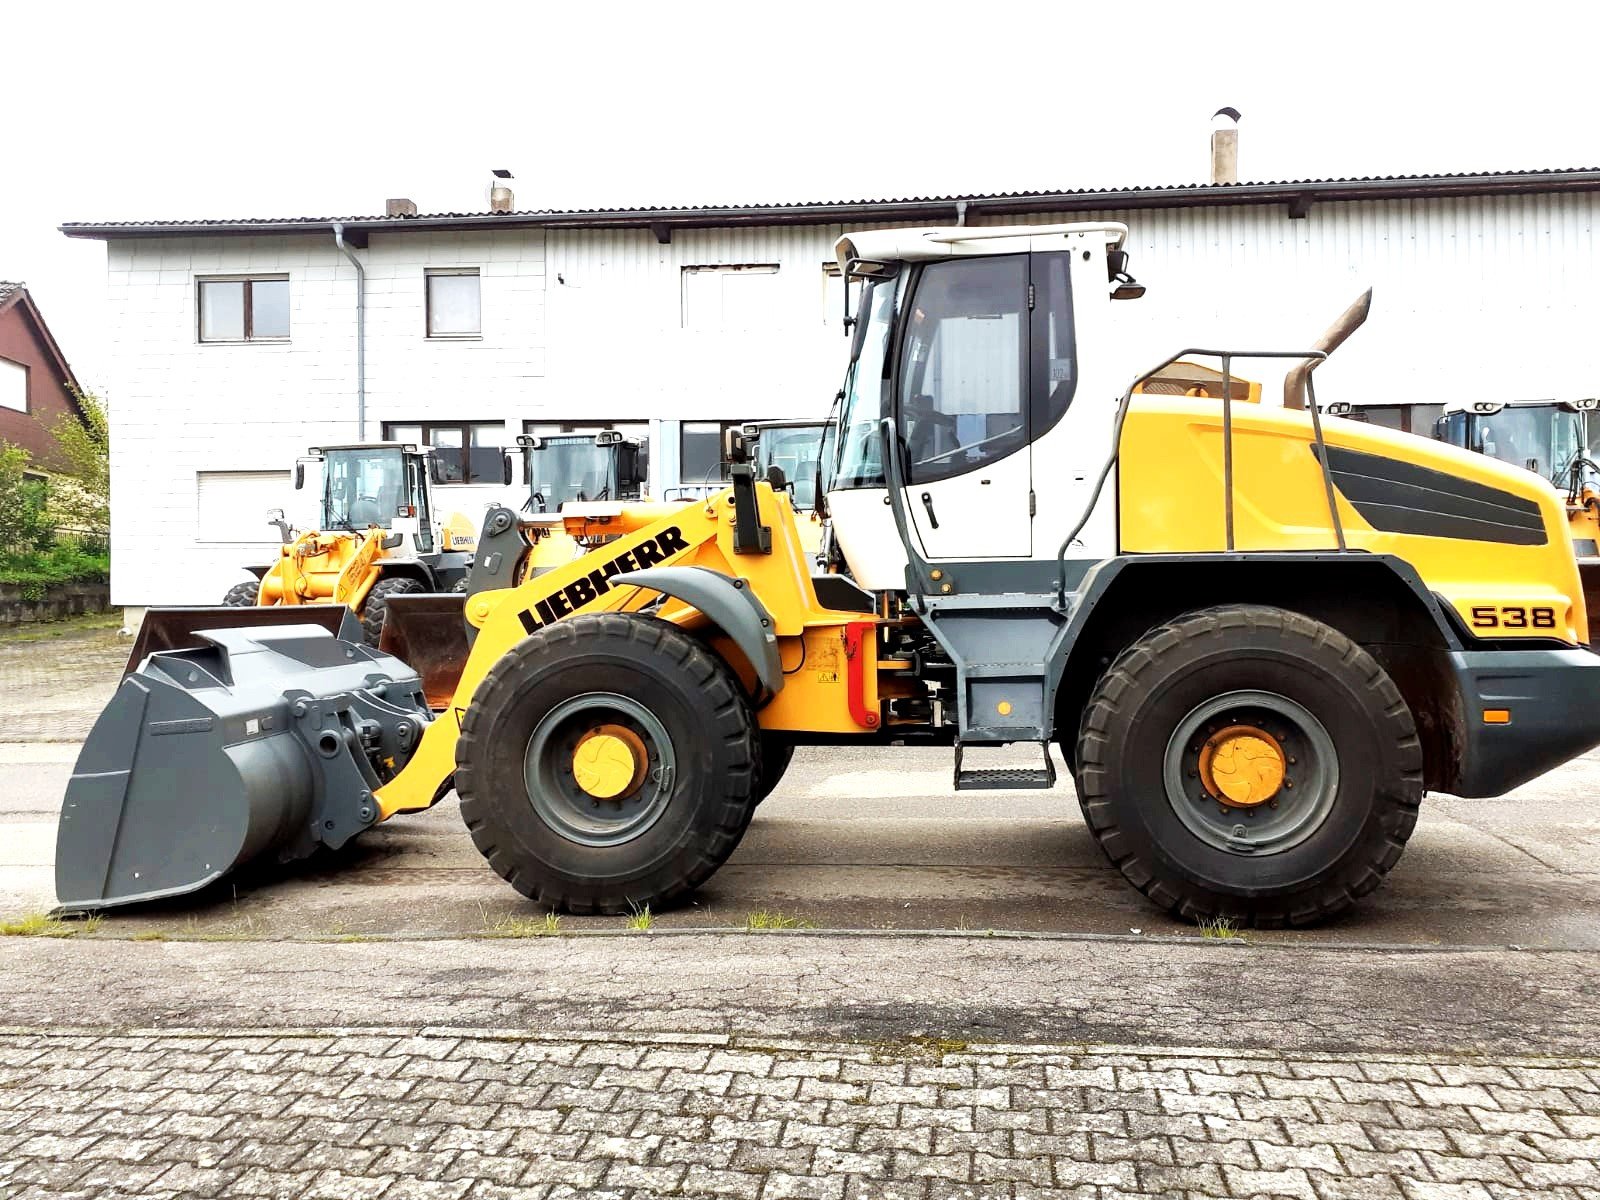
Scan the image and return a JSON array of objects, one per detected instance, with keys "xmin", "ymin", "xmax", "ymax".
[
  {"xmin": 0, "ymin": 623, "xmax": 124, "ymax": 742},
  {"xmin": 3, "ymin": 1027, "xmax": 1600, "ymax": 1200}
]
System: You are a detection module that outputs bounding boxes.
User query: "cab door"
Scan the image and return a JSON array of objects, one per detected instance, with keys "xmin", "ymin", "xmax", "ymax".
[{"xmin": 898, "ymin": 254, "xmax": 1032, "ymax": 559}]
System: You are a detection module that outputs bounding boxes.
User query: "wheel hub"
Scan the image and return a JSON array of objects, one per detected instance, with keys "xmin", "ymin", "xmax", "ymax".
[
  {"xmin": 1198, "ymin": 725, "xmax": 1286, "ymax": 808},
  {"xmin": 571, "ymin": 725, "xmax": 648, "ymax": 800}
]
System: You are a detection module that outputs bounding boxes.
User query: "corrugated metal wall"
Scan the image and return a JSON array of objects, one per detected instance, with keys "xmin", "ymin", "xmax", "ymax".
[{"xmin": 547, "ymin": 193, "xmax": 1600, "ymax": 431}]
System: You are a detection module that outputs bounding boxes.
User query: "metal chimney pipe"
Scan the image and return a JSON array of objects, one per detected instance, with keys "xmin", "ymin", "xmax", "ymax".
[{"xmin": 1210, "ymin": 107, "xmax": 1241, "ymax": 185}]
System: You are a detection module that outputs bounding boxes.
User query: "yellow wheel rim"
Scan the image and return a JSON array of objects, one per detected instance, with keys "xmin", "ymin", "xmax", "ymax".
[
  {"xmin": 1198, "ymin": 724, "xmax": 1286, "ymax": 808},
  {"xmin": 571, "ymin": 725, "xmax": 648, "ymax": 800}
]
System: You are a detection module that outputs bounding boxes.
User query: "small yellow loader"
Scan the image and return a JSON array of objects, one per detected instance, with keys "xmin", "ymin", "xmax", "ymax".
[
  {"xmin": 215, "ymin": 442, "xmax": 481, "ymax": 646},
  {"xmin": 58, "ymin": 222, "xmax": 1600, "ymax": 927}
]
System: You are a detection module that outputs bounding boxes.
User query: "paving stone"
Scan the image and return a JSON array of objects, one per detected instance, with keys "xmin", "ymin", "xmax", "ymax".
[{"xmin": 3, "ymin": 1031, "xmax": 1598, "ymax": 1200}]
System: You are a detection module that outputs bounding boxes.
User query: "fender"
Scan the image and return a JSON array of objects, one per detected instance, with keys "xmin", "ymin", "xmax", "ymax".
[{"xmin": 619, "ymin": 565, "xmax": 784, "ymax": 702}]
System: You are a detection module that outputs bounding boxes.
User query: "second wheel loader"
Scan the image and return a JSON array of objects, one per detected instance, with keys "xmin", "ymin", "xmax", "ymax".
[
  {"xmin": 216, "ymin": 441, "xmax": 479, "ymax": 645},
  {"xmin": 58, "ymin": 221, "xmax": 1600, "ymax": 928}
]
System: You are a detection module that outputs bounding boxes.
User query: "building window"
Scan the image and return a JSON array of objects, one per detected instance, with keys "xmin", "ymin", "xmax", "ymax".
[
  {"xmin": 681, "ymin": 264, "xmax": 779, "ymax": 331},
  {"xmin": 384, "ymin": 420, "xmax": 504, "ymax": 484},
  {"xmin": 197, "ymin": 276, "xmax": 290, "ymax": 342},
  {"xmin": 426, "ymin": 269, "xmax": 481, "ymax": 337},
  {"xmin": 681, "ymin": 421, "xmax": 737, "ymax": 484},
  {"xmin": 0, "ymin": 357, "xmax": 26, "ymax": 412},
  {"xmin": 195, "ymin": 470, "xmax": 292, "ymax": 542}
]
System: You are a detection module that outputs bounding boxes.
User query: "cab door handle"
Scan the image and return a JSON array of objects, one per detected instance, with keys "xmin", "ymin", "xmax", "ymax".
[{"xmin": 920, "ymin": 492, "xmax": 940, "ymax": 529}]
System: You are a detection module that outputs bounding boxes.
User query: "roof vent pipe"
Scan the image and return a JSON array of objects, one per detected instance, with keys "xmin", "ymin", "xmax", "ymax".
[
  {"xmin": 1210, "ymin": 107, "xmax": 1241, "ymax": 185},
  {"xmin": 490, "ymin": 168, "xmax": 514, "ymax": 213},
  {"xmin": 331, "ymin": 223, "xmax": 366, "ymax": 439}
]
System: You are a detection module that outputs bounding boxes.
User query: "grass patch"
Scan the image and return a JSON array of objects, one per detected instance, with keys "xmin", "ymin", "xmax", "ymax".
[
  {"xmin": 183, "ymin": 913, "xmax": 264, "ymax": 941},
  {"xmin": 484, "ymin": 909, "xmax": 562, "ymax": 938},
  {"xmin": 130, "ymin": 930, "xmax": 169, "ymax": 942},
  {"xmin": 1, "ymin": 912, "xmax": 100, "ymax": 938},
  {"xmin": 745, "ymin": 909, "xmax": 814, "ymax": 931},
  {"xmin": 1198, "ymin": 917, "xmax": 1246, "ymax": 941},
  {"xmin": 625, "ymin": 905, "xmax": 654, "ymax": 932}
]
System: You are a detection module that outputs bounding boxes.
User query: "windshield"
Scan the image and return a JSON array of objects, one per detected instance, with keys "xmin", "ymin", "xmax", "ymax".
[
  {"xmin": 753, "ymin": 424, "xmax": 826, "ymax": 510},
  {"xmin": 525, "ymin": 438, "xmax": 617, "ymax": 509},
  {"xmin": 1472, "ymin": 405, "xmax": 1584, "ymax": 484},
  {"xmin": 832, "ymin": 275, "xmax": 901, "ymax": 489},
  {"xmin": 323, "ymin": 448, "xmax": 409, "ymax": 529}
]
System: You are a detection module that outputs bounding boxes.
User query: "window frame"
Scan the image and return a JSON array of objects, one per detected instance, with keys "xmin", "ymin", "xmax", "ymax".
[
  {"xmin": 0, "ymin": 355, "xmax": 30, "ymax": 414},
  {"xmin": 382, "ymin": 420, "xmax": 505, "ymax": 485},
  {"xmin": 679, "ymin": 263, "xmax": 780, "ymax": 331},
  {"xmin": 424, "ymin": 268, "xmax": 482, "ymax": 339},
  {"xmin": 195, "ymin": 275, "xmax": 291, "ymax": 344}
]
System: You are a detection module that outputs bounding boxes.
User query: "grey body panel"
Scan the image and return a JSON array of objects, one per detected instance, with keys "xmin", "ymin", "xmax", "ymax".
[
  {"xmin": 1447, "ymin": 646, "xmax": 1600, "ymax": 795},
  {"xmin": 619, "ymin": 566, "xmax": 785, "ymax": 702},
  {"xmin": 56, "ymin": 623, "xmax": 431, "ymax": 912}
]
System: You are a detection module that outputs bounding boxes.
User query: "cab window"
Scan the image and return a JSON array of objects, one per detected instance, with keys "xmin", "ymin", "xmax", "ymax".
[{"xmin": 899, "ymin": 255, "xmax": 1028, "ymax": 485}]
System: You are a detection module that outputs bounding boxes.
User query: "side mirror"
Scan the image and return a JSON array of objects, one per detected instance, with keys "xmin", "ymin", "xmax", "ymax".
[
  {"xmin": 722, "ymin": 426, "xmax": 750, "ymax": 465},
  {"xmin": 294, "ymin": 463, "xmax": 304, "ymax": 490},
  {"xmin": 266, "ymin": 507, "xmax": 284, "ymax": 523},
  {"xmin": 503, "ymin": 452, "xmax": 514, "ymax": 486}
]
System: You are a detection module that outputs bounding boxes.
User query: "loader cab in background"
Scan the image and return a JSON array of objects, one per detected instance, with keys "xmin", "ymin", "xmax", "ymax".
[
  {"xmin": 302, "ymin": 442, "xmax": 439, "ymax": 554},
  {"xmin": 825, "ymin": 223, "xmax": 1135, "ymax": 588},
  {"xmin": 745, "ymin": 419, "xmax": 828, "ymax": 513},
  {"xmin": 1431, "ymin": 400, "xmax": 1595, "ymax": 488},
  {"xmin": 518, "ymin": 431, "xmax": 646, "ymax": 513}
]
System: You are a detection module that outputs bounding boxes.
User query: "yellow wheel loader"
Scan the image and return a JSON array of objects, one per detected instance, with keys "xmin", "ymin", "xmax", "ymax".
[
  {"xmin": 514, "ymin": 430, "xmax": 648, "ymax": 576},
  {"xmin": 58, "ymin": 222, "xmax": 1600, "ymax": 927},
  {"xmin": 214, "ymin": 442, "xmax": 482, "ymax": 647}
]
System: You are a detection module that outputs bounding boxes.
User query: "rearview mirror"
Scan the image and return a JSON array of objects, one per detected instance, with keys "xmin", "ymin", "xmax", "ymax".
[
  {"xmin": 294, "ymin": 464, "xmax": 304, "ymax": 490},
  {"xmin": 503, "ymin": 453, "xmax": 514, "ymax": 486}
]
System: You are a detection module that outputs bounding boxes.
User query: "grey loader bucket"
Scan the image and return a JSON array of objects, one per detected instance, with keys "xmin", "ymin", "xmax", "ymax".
[{"xmin": 56, "ymin": 611, "xmax": 432, "ymax": 912}]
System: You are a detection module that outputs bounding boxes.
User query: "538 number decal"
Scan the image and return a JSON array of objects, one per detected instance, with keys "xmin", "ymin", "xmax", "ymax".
[{"xmin": 1470, "ymin": 605, "xmax": 1557, "ymax": 630}]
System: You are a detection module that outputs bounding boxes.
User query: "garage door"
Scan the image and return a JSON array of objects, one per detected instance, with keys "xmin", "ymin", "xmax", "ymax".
[{"xmin": 195, "ymin": 470, "xmax": 291, "ymax": 544}]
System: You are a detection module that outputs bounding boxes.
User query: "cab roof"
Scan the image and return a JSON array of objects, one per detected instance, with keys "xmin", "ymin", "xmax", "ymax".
[{"xmin": 836, "ymin": 221, "xmax": 1128, "ymax": 270}]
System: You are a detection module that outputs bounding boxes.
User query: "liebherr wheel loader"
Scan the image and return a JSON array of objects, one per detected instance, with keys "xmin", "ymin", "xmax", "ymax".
[
  {"xmin": 57, "ymin": 222, "xmax": 1600, "ymax": 927},
  {"xmin": 211, "ymin": 442, "xmax": 480, "ymax": 647}
]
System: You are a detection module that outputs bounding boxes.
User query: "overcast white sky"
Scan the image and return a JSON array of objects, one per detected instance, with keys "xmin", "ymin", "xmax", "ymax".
[{"xmin": 5, "ymin": 0, "xmax": 1600, "ymax": 391}]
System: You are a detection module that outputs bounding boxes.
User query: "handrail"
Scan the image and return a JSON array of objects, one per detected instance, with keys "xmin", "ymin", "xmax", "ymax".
[{"xmin": 1054, "ymin": 347, "xmax": 1344, "ymax": 607}]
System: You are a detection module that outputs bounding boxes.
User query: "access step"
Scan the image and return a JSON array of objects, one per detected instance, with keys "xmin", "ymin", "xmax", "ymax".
[{"xmin": 952, "ymin": 742, "xmax": 1058, "ymax": 791}]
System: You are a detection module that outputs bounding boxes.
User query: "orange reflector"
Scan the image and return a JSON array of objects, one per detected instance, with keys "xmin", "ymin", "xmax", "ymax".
[{"xmin": 1482, "ymin": 709, "xmax": 1512, "ymax": 725}]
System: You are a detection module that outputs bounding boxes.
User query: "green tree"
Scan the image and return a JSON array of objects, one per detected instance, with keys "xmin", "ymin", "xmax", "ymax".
[
  {"xmin": 49, "ymin": 387, "xmax": 111, "ymax": 543},
  {"xmin": 0, "ymin": 443, "xmax": 51, "ymax": 553}
]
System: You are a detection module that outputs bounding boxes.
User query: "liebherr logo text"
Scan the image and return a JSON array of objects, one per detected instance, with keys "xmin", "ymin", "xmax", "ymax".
[{"xmin": 516, "ymin": 526, "xmax": 691, "ymax": 635}]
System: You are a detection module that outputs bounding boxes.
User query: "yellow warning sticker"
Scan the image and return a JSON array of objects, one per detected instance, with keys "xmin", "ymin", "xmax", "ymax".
[{"xmin": 816, "ymin": 671, "xmax": 839, "ymax": 684}]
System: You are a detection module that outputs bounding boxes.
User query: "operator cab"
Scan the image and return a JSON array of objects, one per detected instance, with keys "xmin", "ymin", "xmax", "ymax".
[
  {"xmin": 824, "ymin": 222, "xmax": 1140, "ymax": 590},
  {"xmin": 298, "ymin": 442, "xmax": 438, "ymax": 553},
  {"xmin": 1433, "ymin": 399, "xmax": 1600, "ymax": 489},
  {"xmin": 518, "ymin": 431, "xmax": 646, "ymax": 513},
  {"xmin": 745, "ymin": 419, "xmax": 828, "ymax": 513}
]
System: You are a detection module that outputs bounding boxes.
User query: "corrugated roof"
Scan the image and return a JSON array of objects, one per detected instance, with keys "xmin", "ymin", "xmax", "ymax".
[
  {"xmin": 0, "ymin": 281, "xmax": 21, "ymax": 303},
  {"xmin": 59, "ymin": 167, "xmax": 1600, "ymax": 241}
]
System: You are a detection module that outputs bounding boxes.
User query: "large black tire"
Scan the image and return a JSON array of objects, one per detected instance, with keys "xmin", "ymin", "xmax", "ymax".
[
  {"xmin": 1075, "ymin": 605, "xmax": 1423, "ymax": 927},
  {"xmin": 222, "ymin": 580, "xmax": 260, "ymax": 607},
  {"xmin": 754, "ymin": 734, "xmax": 795, "ymax": 807},
  {"xmin": 455, "ymin": 612, "xmax": 761, "ymax": 913},
  {"xmin": 360, "ymin": 577, "xmax": 426, "ymax": 647}
]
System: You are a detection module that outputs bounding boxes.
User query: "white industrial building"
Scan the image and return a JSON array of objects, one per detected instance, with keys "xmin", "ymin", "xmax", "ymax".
[{"xmin": 64, "ymin": 163, "xmax": 1600, "ymax": 612}]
